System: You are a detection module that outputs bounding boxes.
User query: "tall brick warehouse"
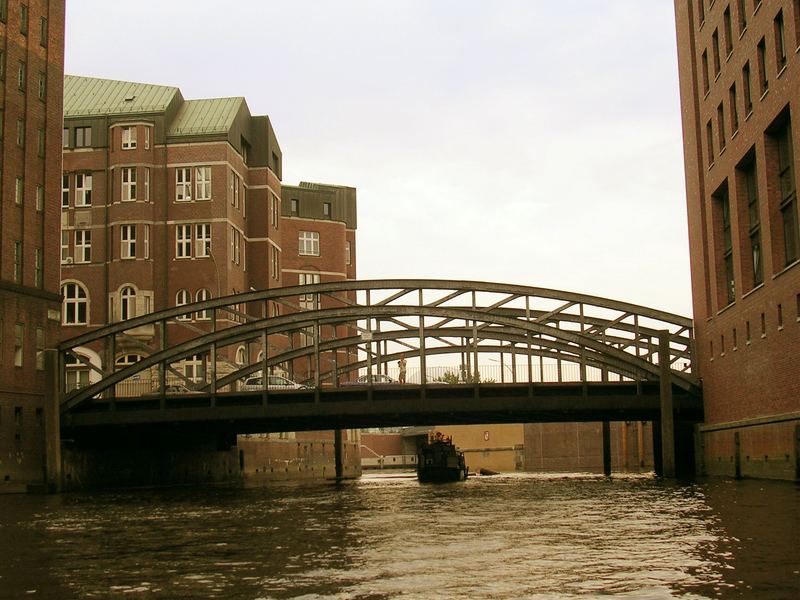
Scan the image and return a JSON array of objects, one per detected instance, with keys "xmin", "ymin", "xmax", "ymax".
[
  {"xmin": 0, "ymin": 0, "xmax": 65, "ymax": 491},
  {"xmin": 675, "ymin": 0, "xmax": 800, "ymax": 479}
]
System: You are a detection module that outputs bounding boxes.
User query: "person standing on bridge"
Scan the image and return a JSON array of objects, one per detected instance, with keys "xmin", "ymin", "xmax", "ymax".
[{"xmin": 398, "ymin": 355, "xmax": 407, "ymax": 383}]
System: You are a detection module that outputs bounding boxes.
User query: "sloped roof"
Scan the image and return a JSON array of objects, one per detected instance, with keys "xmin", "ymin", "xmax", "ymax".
[
  {"xmin": 168, "ymin": 97, "xmax": 244, "ymax": 137},
  {"xmin": 64, "ymin": 75, "xmax": 179, "ymax": 117}
]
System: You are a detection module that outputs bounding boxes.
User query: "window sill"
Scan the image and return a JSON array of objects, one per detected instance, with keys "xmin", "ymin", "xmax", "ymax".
[
  {"xmin": 716, "ymin": 301, "xmax": 736, "ymax": 317},
  {"xmin": 742, "ymin": 283, "xmax": 765, "ymax": 300},
  {"xmin": 744, "ymin": 109, "xmax": 753, "ymax": 122},
  {"xmin": 725, "ymin": 50, "xmax": 733, "ymax": 63},
  {"xmin": 739, "ymin": 27, "xmax": 747, "ymax": 41},
  {"xmin": 772, "ymin": 258, "xmax": 799, "ymax": 281},
  {"xmin": 776, "ymin": 64, "xmax": 787, "ymax": 79},
  {"xmin": 754, "ymin": 2, "xmax": 762, "ymax": 17},
  {"xmin": 759, "ymin": 88, "xmax": 769, "ymax": 102},
  {"xmin": 731, "ymin": 128, "xmax": 739, "ymax": 140}
]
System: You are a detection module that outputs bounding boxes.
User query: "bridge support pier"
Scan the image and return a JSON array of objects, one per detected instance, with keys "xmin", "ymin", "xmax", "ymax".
[
  {"xmin": 602, "ymin": 421, "xmax": 611, "ymax": 476},
  {"xmin": 45, "ymin": 351, "xmax": 62, "ymax": 493},
  {"xmin": 659, "ymin": 331, "xmax": 676, "ymax": 478},
  {"xmin": 334, "ymin": 429, "xmax": 344, "ymax": 480}
]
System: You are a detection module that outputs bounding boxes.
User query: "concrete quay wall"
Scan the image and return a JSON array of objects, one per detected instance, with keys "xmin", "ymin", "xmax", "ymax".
[{"xmin": 698, "ymin": 415, "xmax": 800, "ymax": 480}]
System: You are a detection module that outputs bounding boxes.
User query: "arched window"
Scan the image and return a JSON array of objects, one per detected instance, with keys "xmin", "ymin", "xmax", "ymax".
[
  {"xmin": 115, "ymin": 354, "xmax": 142, "ymax": 368},
  {"xmin": 195, "ymin": 288, "xmax": 211, "ymax": 320},
  {"xmin": 64, "ymin": 353, "xmax": 90, "ymax": 391},
  {"xmin": 120, "ymin": 286, "xmax": 136, "ymax": 320},
  {"xmin": 62, "ymin": 282, "xmax": 88, "ymax": 325},
  {"xmin": 176, "ymin": 289, "xmax": 191, "ymax": 321},
  {"xmin": 235, "ymin": 346, "xmax": 246, "ymax": 365}
]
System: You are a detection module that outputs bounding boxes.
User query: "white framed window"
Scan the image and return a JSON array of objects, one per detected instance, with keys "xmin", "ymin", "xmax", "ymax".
[
  {"xmin": 34, "ymin": 248, "xmax": 43, "ymax": 288},
  {"xmin": 121, "ymin": 167, "xmax": 136, "ymax": 201},
  {"xmin": 115, "ymin": 354, "xmax": 143, "ymax": 369},
  {"xmin": 61, "ymin": 231, "xmax": 69, "ymax": 263},
  {"xmin": 299, "ymin": 231, "xmax": 320, "ymax": 256},
  {"xmin": 195, "ymin": 289, "xmax": 211, "ymax": 320},
  {"xmin": 120, "ymin": 286, "xmax": 136, "ymax": 321},
  {"xmin": 235, "ymin": 346, "xmax": 246, "ymax": 365},
  {"xmin": 230, "ymin": 226, "xmax": 241, "ymax": 265},
  {"xmin": 184, "ymin": 354, "xmax": 204, "ymax": 383},
  {"xmin": 75, "ymin": 126, "xmax": 91, "ymax": 148},
  {"xmin": 35, "ymin": 327, "xmax": 44, "ymax": 370},
  {"xmin": 121, "ymin": 224, "xmax": 136, "ymax": 259},
  {"xmin": 15, "ymin": 176, "xmax": 23, "ymax": 205},
  {"xmin": 176, "ymin": 224, "xmax": 192, "ymax": 258},
  {"xmin": 271, "ymin": 246, "xmax": 280, "ymax": 280},
  {"xmin": 144, "ymin": 127, "xmax": 150, "ymax": 149},
  {"xmin": 230, "ymin": 170, "xmax": 240, "ymax": 208},
  {"xmin": 75, "ymin": 173, "xmax": 92, "ymax": 206},
  {"xmin": 62, "ymin": 282, "xmax": 88, "ymax": 325},
  {"xmin": 299, "ymin": 272, "xmax": 321, "ymax": 309},
  {"xmin": 62, "ymin": 174, "xmax": 69, "ymax": 208},
  {"xmin": 271, "ymin": 193, "xmax": 279, "ymax": 228},
  {"xmin": 13, "ymin": 240, "xmax": 22, "ymax": 283},
  {"xmin": 65, "ymin": 354, "xmax": 91, "ymax": 391},
  {"xmin": 196, "ymin": 224, "xmax": 211, "ymax": 257},
  {"xmin": 176, "ymin": 289, "xmax": 191, "ymax": 321},
  {"xmin": 121, "ymin": 126, "xmax": 136, "ymax": 149},
  {"xmin": 36, "ymin": 185, "xmax": 44, "ymax": 212},
  {"xmin": 144, "ymin": 167, "xmax": 150, "ymax": 201},
  {"xmin": 144, "ymin": 224, "xmax": 150, "ymax": 259},
  {"xmin": 195, "ymin": 166, "xmax": 212, "ymax": 200},
  {"xmin": 345, "ymin": 241, "xmax": 352, "ymax": 265},
  {"xmin": 14, "ymin": 323, "xmax": 23, "ymax": 367},
  {"xmin": 75, "ymin": 230, "xmax": 91, "ymax": 263},
  {"xmin": 176, "ymin": 168, "xmax": 191, "ymax": 201}
]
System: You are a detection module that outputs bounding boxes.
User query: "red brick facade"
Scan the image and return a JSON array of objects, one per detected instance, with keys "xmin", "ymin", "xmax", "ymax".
[
  {"xmin": 61, "ymin": 76, "xmax": 284, "ymax": 387},
  {"xmin": 675, "ymin": 0, "xmax": 800, "ymax": 479},
  {"xmin": 0, "ymin": 0, "xmax": 64, "ymax": 491},
  {"xmin": 280, "ymin": 182, "xmax": 358, "ymax": 383}
]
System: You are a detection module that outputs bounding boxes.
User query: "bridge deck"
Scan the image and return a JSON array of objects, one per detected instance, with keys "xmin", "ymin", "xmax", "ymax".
[{"xmin": 62, "ymin": 381, "xmax": 703, "ymax": 435}]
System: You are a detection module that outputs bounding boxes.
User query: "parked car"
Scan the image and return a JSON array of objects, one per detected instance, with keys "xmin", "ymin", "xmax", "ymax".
[
  {"xmin": 144, "ymin": 383, "xmax": 201, "ymax": 395},
  {"xmin": 240, "ymin": 375, "xmax": 308, "ymax": 391},
  {"xmin": 344, "ymin": 374, "xmax": 398, "ymax": 385}
]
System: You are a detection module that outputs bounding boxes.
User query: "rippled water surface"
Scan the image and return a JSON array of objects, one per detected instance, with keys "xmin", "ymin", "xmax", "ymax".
[{"xmin": 0, "ymin": 473, "xmax": 798, "ymax": 599}]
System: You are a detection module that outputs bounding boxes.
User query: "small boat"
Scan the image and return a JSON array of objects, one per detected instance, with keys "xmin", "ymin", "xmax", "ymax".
[{"xmin": 417, "ymin": 432, "xmax": 469, "ymax": 483}]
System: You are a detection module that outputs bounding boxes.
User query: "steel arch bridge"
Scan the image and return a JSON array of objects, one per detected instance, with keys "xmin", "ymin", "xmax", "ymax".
[{"xmin": 59, "ymin": 279, "xmax": 702, "ymax": 433}]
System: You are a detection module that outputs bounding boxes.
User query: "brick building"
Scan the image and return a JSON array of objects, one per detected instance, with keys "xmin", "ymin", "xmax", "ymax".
[
  {"xmin": 61, "ymin": 74, "xmax": 283, "ymax": 388},
  {"xmin": 675, "ymin": 0, "xmax": 800, "ymax": 479},
  {"xmin": 280, "ymin": 181, "xmax": 357, "ymax": 383},
  {"xmin": 0, "ymin": 0, "xmax": 65, "ymax": 492}
]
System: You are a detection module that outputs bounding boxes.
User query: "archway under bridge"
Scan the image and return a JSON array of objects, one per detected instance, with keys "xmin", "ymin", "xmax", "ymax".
[{"xmin": 57, "ymin": 279, "xmax": 702, "ymax": 478}]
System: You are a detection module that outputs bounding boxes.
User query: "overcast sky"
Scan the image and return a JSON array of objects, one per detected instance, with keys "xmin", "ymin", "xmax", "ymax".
[{"xmin": 65, "ymin": 1, "xmax": 692, "ymax": 316}]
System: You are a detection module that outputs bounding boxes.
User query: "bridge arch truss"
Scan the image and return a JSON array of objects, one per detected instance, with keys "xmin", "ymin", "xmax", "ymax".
[{"xmin": 59, "ymin": 279, "xmax": 698, "ymax": 415}]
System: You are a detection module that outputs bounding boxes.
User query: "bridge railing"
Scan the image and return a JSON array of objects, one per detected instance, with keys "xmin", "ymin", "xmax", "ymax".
[{"xmin": 58, "ymin": 279, "xmax": 698, "ymax": 413}]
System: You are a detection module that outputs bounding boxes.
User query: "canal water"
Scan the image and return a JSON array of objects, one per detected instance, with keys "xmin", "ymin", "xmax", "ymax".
[{"xmin": 0, "ymin": 473, "xmax": 797, "ymax": 599}]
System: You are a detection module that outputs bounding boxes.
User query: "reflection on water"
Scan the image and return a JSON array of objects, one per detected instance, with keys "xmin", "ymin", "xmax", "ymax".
[{"xmin": 0, "ymin": 473, "xmax": 797, "ymax": 599}]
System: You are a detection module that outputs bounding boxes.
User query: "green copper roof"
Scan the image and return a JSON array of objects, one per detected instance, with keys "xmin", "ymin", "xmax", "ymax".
[
  {"xmin": 168, "ymin": 97, "xmax": 244, "ymax": 137},
  {"xmin": 64, "ymin": 75, "xmax": 179, "ymax": 117}
]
